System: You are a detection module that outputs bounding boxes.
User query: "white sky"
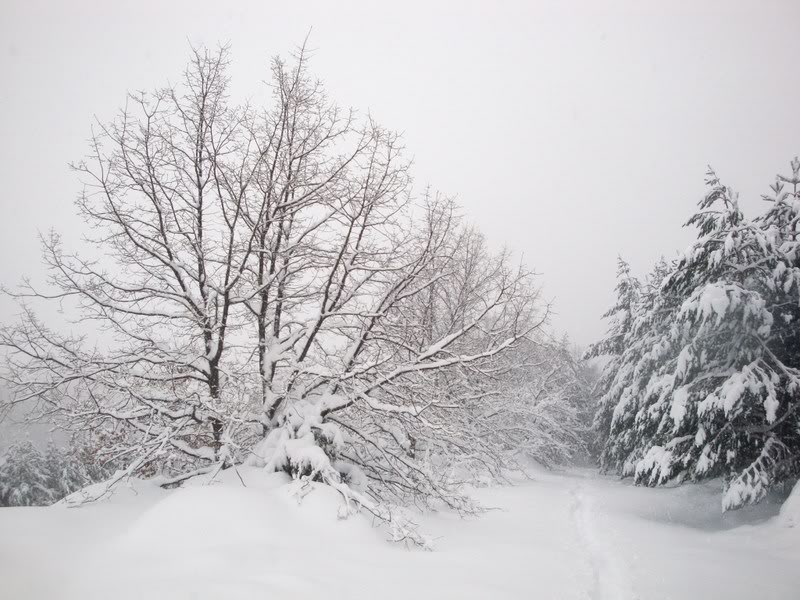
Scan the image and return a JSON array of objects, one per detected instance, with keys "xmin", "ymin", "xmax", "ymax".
[{"xmin": 1, "ymin": 0, "xmax": 799, "ymax": 346}]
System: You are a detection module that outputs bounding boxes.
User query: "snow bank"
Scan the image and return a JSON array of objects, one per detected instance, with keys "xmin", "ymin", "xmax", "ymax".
[
  {"xmin": 778, "ymin": 480, "xmax": 800, "ymax": 528},
  {"xmin": 121, "ymin": 468, "xmax": 380, "ymax": 552},
  {"xmin": 1, "ymin": 467, "xmax": 799, "ymax": 600}
]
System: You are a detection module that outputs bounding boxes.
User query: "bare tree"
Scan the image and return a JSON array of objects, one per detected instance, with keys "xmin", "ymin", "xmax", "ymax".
[
  {"xmin": 0, "ymin": 45, "xmax": 551, "ymax": 543},
  {"xmin": 1, "ymin": 47, "xmax": 270, "ymax": 470}
]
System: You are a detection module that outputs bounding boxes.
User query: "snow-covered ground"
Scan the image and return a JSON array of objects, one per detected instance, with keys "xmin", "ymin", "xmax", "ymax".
[{"xmin": 1, "ymin": 465, "xmax": 797, "ymax": 600}]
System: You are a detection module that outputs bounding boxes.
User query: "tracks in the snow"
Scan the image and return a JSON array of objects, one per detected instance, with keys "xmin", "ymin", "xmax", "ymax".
[{"xmin": 570, "ymin": 485, "xmax": 637, "ymax": 600}]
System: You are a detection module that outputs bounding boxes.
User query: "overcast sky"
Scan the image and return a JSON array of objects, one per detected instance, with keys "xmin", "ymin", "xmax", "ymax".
[{"xmin": 1, "ymin": 0, "xmax": 799, "ymax": 346}]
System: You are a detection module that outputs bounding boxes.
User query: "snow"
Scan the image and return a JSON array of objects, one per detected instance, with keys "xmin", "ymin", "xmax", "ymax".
[
  {"xmin": 696, "ymin": 284, "xmax": 731, "ymax": 323},
  {"xmin": 570, "ymin": 484, "xmax": 637, "ymax": 599},
  {"xmin": 635, "ymin": 445, "xmax": 674, "ymax": 484},
  {"xmin": 778, "ymin": 481, "xmax": 800, "ymax": 528},
  {"xmin": 670, "ymin": 385, "xmax": 689, "ymax": 430},
  {"xmin": 698, "ymin": 369, "xmax": 749, "ymax": 417},
  {"xmin": 1, "ymin": 466, "xmax": 798, "ymax": 599}
]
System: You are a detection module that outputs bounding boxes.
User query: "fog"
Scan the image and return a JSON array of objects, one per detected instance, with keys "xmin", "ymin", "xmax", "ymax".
[{"xmin": 1, "ymin": 0, "xmax": 799, "ymax": 345}]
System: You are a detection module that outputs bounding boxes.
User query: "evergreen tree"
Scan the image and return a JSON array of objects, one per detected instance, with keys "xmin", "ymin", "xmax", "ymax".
[
  {"xmin": 592, "ymin": 160, "xmax": 800, "ymax": 510},
  {"xmin": 584, "ymin": 257, "xmax": 641, "ymax": 454},
  {"xmin": 44, "ymin": 442, "xmax": 88, "ymax": 499},
  {"xmin": 596, "ymin": 257, "xmax": 682, "ymax": 477},
  {"xmin": 0, "ymin": 441, "xmax": 56, "ymax": 506},
  {"xmin": 0, "ymin": 439, "xmax": 116, "ymax": 507}
]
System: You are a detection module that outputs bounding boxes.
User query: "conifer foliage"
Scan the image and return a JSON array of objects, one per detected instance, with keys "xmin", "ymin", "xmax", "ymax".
[
  {"xmin": 0, "ymin": 441, "xmax": 109, "ymax": 507},
  {"xmin": 590, "ymin": 159, "xmax": 800, "ymax": 510}
]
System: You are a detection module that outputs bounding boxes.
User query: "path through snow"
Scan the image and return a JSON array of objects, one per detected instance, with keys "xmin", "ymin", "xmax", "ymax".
[{"xmin": 571, "ymin": 484, "xmax": 636, "ymax": 600}]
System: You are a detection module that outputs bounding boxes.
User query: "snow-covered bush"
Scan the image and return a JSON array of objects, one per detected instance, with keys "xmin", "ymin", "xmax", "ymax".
[{"xmin": 590, "ymin": 159, "xmax": 800, "ymax": 510}]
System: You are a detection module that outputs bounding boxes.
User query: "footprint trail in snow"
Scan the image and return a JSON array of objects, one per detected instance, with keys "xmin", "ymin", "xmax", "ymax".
[{"xmin": 571, "ymin": 485, "xmax": 638, "ymax": 600}]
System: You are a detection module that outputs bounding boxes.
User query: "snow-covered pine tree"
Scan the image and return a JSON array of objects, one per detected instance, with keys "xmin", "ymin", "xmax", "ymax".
[
  {"xmin": 44, "ymin": 442, "xmax": 90, "ymax": 500},
  {"xmin": 0, "ymin": 439, "xmax": 114, "ymax": 506},
  {"xmin": 592, "ymin": 160, "xmax": 800, "ymax": 510},
  {"xmin": 584, "ymin": 257, "xmax": 641, "ymax": 453},
  {"xmin": 586, "ymin": 257, "xmax": 641, "ymax": 359},
  {"xmin": 719, "ymin": 158, "xmax": 800, "ymax": 508},
  {"xmin": 604, "ymin": 258, "xmax": 684, "ymax": 476},
  {"xmin": 0, "ymin": 441, "xmax": 56, "ymax": 506}
]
